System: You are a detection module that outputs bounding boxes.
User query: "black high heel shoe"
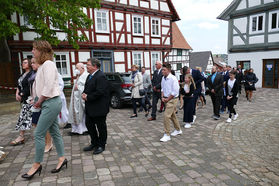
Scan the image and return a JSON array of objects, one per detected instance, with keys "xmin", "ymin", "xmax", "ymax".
[
  {"xmin": 51, "ymin": 159, "xmax": 68, "ymax": 173},
  {"xmin": 22, "ymin": 165, "xmax": 42, "ymax": 180}
]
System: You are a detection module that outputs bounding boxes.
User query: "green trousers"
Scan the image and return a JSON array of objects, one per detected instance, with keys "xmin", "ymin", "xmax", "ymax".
[{"xmin": 34, "ymin": 96, "xmax": 64, "ymax": 162}]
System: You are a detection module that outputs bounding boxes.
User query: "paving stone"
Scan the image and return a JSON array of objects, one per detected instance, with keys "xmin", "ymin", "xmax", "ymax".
[{"xmin": 163, "ymin": 173, "xmax": 180, "ymax": 182}]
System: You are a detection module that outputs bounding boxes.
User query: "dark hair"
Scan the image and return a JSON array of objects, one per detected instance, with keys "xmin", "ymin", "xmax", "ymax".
[
  {"xmin": 163, "ymin": 62, "xmax": 171, "ymax": 70},
  {"xmin": 182, "ymin": 66, "xmax": 188, "ymax": 75},
  {"xmin": 141, "ymin": 66, "xmax": 146, "ymax": 69},
  {"xmin": 229, "ymin": 70, "xmax": 237, "ymax": 75},
  {"xmin": 171, "ymin": 70, "xmax": 175, "ymax": 76},
  {"xmin": 88, "ymin": 58, "xmax": 101, "ymax": 69},
  {"xmin": 22, "ymin": 58, "xmax": 32, "ymax": 69}
]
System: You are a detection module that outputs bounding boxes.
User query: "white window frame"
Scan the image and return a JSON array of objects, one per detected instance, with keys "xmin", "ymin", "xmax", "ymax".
[
  {"xmin": 151, "ymin": 51, "xmax": 160, "ymax": 72},
  {"xmin": 250, "ymin": 13, "xmax": 265, "ymax": 34},
  {"xmin": 132, "ymin": 52, "xmax": 143, "ymax": 68},
  {"xmin": 54, "ymin": 52, "xmax": 71, "ymax": 78},
  {"xmin": 269, "ymin": 10, "xmax": 279, "ymax": 32},
  {"xmin": 94, "ymin": 9, "xmax": 109, "ymax": 33},
  {"xmin": 132, "ymin": 15, "xmax": 143, "ymax": 36},
  {"xmin": 151, "ymin": 17, "xmax": 161, "ymax": 37}
]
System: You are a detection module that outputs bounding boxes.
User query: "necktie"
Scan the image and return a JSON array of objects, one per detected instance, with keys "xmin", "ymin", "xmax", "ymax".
[{"xmin": 88, "ymin": 74, "xmax": 93, "ymax": 81}]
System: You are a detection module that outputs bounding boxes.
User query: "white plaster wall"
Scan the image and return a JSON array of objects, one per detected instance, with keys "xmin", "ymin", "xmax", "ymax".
[
  {"xmin": 145, "ymin": 36, "xmax": 150, "ymax": 44},
  {"xmin": 151, "ymin": 38, "xmax": 160, "ymax": 45},
  {"xmin": 249, "ymin": 35, "xmax": 264, "ymax": 44},
  {"xmin": 133, "ymin": 37, "xmax": 143, "ymax": 44},
  {"xmin": 96, "ymin": 35, "xmax": 110, "ymax": 43},
  {"xmin": 228, "ymin": 50, "xmax": 279, "ymax": 87},
  {"xmin": 71, "ymin": 52, "xmax": 75, "ymax": 62},
  {"xmin": 115, "ymin": 64, "xmax": 125, "ymax": 72},
  {"xmin": 130, "ymin": 0, "xmax": 138, "ymax": 6},
  {"xmin": 115, "ymin": 12, "xmax": 124, "ymax": 20},
  {"xmin": 233, "ymin": 17, "xmax": 247, "ymax": 33},
  {"xmin": 268, "ymin": 33, "xmax": 279, "ymax": 42},
  {"xmin": 13, "ymin": 34, "xmax": 19, "ymax": 41},
  {"xmin": 233, "ymin": 36, "xmax": 245, "ymax": 45},
  {"xmin": 119, "ymin": 34, "xmax": 125, "ymax": 43},
  {"xmin": 140, "ymin": 1, "xmax": 149, "ymax": 8},
  {"xmin": 151, "ymin": 0, "xmax": 159, "ymax": 10},
  {"xmin": 264, "ymin": 0, "xmax": 274, "ymax": 3},
  {"xmin": 119, "ymin": 0, "xmax": 127, "ymax": 4},
  {"xmin": 160, "ymin": 2, "xmax": 170, "ymax": 12},
  {"xmin": 116, "ymin": 22, "xmax": 123, "ymax": 31},
  {"xmin": 127, "ymin": 34, "xmax": 131, "ymax": 44},
  {"xmin": 144, "ymin": 52, "xmax": 150, "ymax": 68},
  {"xmin": 23, "ymin": 32, "xmax": 38, "ymax": 40},
  {"xmin": 165, "ymin": 37, "xmax": 170, "ymax": 45},
  {"xmin": 248, "ymin": 0, "xmax": 261, "ymax": 7},
  {"xmin": 78, "ymin": 52, "xmax": 90, "ymax": 62},
  {"xmin": 104, "ymin": 0, "xmax": 114, "ymax": 2},
  {"xmin": 114, "ymin": 52, "xmax": 125, "ymax": 62},
  {"xmin": 236, "ymin": 0, "xmax": 246, "ymax": 10},
  {"xmin": 126, "ymin": 14, "xmax": 131, "ymax": 32},
  {"xmin": 145, "ymin": 17, "xmax": 149, "ymax": 33},
  {"xmin": 162, "ymin": 27, "xmax": 169, "ymax": 35},
  {"xmin": 56, "ymin": 32, "xmax": 67, "ymax": 41},
  {"xmin": 127, "ymin": 52, "xmax": 131, "ymax": 69},
  {"xmin": 110, "ymin": 12, "xmax": 114, "ymax": 32},
  {"xmin": 11, "ymin": 13, "xmax": 17, "ymax": 23},
  {"xmin": 162, "ymin": 19, "xmax": 170, "ymax": 26}
]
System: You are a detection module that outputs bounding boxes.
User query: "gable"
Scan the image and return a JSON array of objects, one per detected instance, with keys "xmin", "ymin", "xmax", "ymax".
[{"xmin": 218, "ymin": 0, "xmax": 279, "ymax": 20}]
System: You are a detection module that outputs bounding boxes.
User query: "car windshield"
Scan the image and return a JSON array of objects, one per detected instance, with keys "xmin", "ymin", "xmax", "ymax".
[{"xmin": 120, "ymin": 75, "xmax": 132, "ymax": 84}]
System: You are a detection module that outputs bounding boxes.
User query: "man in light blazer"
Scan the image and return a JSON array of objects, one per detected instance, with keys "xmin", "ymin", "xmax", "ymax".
[{"xmin": 82, "ymin": 58, "xmax": 110, "ymax": 155}]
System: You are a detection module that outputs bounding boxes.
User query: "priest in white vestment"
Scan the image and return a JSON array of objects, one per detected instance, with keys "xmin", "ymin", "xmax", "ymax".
[
  {"xmin": 68, "ymin": 63, "xmax": 89, "ymax": 135},
  {"xmin": 58, "ymin": 73, "xmax": 69, "ymax": 126}
]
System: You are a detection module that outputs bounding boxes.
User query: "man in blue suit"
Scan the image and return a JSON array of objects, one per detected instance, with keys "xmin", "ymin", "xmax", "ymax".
[{"xmin": 185, "ymin": 66, "xmax": 205, "ymax": 123}]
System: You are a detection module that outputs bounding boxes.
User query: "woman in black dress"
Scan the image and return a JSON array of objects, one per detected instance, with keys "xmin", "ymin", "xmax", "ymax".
[
  {"xmin": 244, "ymin": 68, "xmax": 258, "ymax": 102},
  {"xmin": 10, "ymin": 58, "xmax": 33, "ymax": 145}
]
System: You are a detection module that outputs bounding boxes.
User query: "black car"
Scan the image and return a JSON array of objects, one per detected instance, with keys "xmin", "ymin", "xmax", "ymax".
[{"xmin": 104, "ymin": 72, "xmax": 132, "ymax": 109}]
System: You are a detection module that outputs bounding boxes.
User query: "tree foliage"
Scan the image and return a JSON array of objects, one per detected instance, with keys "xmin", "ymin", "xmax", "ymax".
[{"xmin": 0, "ymin": 0, "xmax": 101, "ymax": 49}]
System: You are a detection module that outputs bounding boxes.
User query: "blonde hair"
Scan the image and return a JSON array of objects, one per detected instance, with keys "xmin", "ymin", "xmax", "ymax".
[
  {"xmin": 185, "ymin": 74, "xmax": 196, "ymax": 90},
  {"xmin": 196, "ymin": 66, "xmax": 202, "ymax": 72},
  {"xmin": 131, "ymin": 64, "xmax": 139, "ymax": 69},
  {"xmin": 33, "ymin": 40, "xmax": 54, "ymax": 64}
]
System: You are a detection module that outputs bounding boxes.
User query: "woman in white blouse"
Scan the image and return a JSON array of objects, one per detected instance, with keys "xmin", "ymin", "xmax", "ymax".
[{"xmin": 22, "ymin": 41, "xmax": 67, "ymax": 180}]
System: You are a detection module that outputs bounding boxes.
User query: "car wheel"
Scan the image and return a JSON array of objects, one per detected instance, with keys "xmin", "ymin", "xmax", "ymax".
[{"xmin": 111, "ymin": 94, "xmax": 123, "ymax": 109}]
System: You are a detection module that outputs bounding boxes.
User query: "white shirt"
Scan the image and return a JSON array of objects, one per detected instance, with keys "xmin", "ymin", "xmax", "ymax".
[{"xmin": 161, "ymin": 73, "xmax": 179, "ymax": 98}]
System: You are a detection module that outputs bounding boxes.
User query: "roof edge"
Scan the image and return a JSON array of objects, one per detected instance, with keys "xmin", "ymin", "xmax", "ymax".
[
  {"xmin": 167, "ymin": 0, "xmax": 180, "ymax": 21},
  {"xmin": 217, "ymin": 0, "xmax": 239, "ymax": 20}
]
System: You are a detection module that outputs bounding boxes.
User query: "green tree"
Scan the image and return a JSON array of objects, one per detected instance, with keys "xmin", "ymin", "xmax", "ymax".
[{"xmin": 0, "ymin": 0, "xmax": 101, "ymax": 63}]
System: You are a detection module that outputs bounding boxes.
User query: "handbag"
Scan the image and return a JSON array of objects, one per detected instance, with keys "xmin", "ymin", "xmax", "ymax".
[{"xmin": 139, "ymin": 89, "xmax": 145, "ymax": 96}]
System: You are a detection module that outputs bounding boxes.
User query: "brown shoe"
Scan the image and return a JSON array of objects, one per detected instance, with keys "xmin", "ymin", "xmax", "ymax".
[{"xmin": 147, "ymin": 117, "xmax": 156, "ymax": 121}]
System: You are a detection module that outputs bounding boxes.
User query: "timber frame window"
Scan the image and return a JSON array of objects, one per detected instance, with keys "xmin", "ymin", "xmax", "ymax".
[
  {"xmin": 132, "ymin": 15, "xmax": 143, "ymax": 36},
  {"xmin": 54, "ymin": 53, "xmax": 71, "ymax": 77},
  {"xmin": 132, "ymin": 52, "xmax": 143, "ymax": 69},
  {"xmin": 151, "ymin": 18, "xmax": 160, "ymax": 37},
  {"xmin": 269, "ymin": 10, "xmax": 279, "ymax": 31},
  {"xmin": 95, "ymin": 9, "xmax": 109, "ymax": 33},
  {"xmin": 250, "ymin": 13, "xmax": 265, "ymax": 34}
]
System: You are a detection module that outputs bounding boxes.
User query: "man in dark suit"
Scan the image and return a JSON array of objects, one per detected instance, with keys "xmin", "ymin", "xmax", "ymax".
[
  {"xmin": 185, "ymin": 66, "xmax": 205, "ymax": 123},
  {"xmin": 207, "ymin": 66, "xmax": 224, "ymax": 120},
  {"xmin": 82, "ymin": 58, "xmax": 110, "ymax": 155},
  {"xmin": 148, "ymin": 61, "xmax": 163, "ymax": 121}
]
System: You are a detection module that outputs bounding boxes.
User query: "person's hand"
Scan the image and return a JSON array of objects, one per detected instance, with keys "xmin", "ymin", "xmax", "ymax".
[
  {"xmin": 162, "ymin": 97, "xmax": 168, "ymax": 103},
  {"xmin": 82, "ymin": 93, "xmax": 87, "ymax": 101},
  {"xmin": 34, "ymin": 101, "xmax": 41, "ymax": 108},
  {"xmin": 132, "ymin": 84, "xmax": 135, "ymax": 88},
  {"xmin": 16, "ymin": 94, "xmax": 21, "ymax": 102},
  {"xmin": 211, "ymin": 89, "xmax": 215, "ymax": 94},
  {"xmin": 227, "ymin": 96, "xmax": 232, "ymax": 100},
  {"xmin": 74, "ymin": 84, "xmax": 78, "ymax": 91},
  {"xmin": 153, "ymin": 86, "xmax": 156, "ymax": 91}
]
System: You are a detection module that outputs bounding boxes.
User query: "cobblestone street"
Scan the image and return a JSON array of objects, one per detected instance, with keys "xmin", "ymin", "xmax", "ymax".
[{"xmin": 0, "ymin": 88, "xmax": 278, "ymax": 186}]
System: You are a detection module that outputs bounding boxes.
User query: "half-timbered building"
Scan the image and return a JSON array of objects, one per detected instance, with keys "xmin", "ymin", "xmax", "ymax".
[
  {"xmin": 218, "ymin": 0, "xmax": 279, "ymax": 88},
  {"xmin": 6, "ymin": 0, "xmax": 180, "ymax": 86},
  {"xmin": 165, "ymin": 22, "xmax": 192, "ymax": 76}
]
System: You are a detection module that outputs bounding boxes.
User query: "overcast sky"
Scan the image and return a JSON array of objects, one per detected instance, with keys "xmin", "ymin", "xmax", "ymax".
[{"xmin": 172, "ymin": 0, "xmax": 233, "ymax": 54}]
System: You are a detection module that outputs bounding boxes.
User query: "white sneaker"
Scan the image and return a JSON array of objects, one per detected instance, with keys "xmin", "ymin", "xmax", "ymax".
[
  {"xmin": 184, "ymin": 123, "xmax": 192, "ymax": 128},
  {"xmin": 226, "ymin": 118, "xmax": 232, "ymax": 123},
  {"xmin": 192, "ymin": 115, "xmax": 197, "ymax": 124},
  {"xmin": 171, "ymin": 130, "xmax": 182, "ymax": 136},
  {"xmin": 233, "ymin": 114, "xmax": 239, "ymax": 121},
  {"xmin": 160, "ymin": 134, "xmax": 171, "ymax": 142}
]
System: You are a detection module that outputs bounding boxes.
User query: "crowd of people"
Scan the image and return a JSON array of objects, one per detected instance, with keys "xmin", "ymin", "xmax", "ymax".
[{"xmin": 0, "ymin": 40, "xmax": 259, "ymax": 179}]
